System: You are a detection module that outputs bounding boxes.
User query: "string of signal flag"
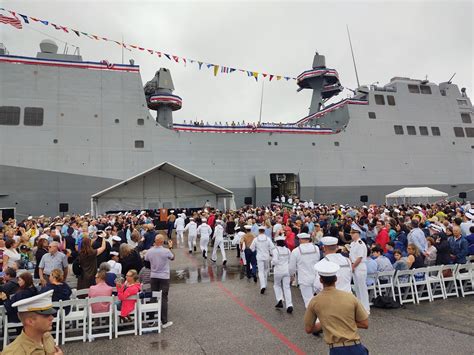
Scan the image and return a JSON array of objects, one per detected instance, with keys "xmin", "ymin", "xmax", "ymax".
[{"xmin": 0, "ymin": 8, "xmax": 296, "ymax": 82}]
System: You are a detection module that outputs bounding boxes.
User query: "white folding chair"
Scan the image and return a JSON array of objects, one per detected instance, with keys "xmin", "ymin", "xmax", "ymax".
[
  {"xmin": 51, "ymin": 301, "xmax": 61, "ymax": 346},
  {"xmin": 456, "ymin": 263, "xmax": 474, "ymax": 297},
  {"xmin": 114, "ymin": 294, "xmax": 139, "ymax": 338},
  {"xmin": 411, "ymin": 267, "xmax": 432, "ymax": 303},
  {"xmin": 440, "ymin": 264, "xmax": 459, "ymax": 298},
  {"xmin": 71, "ymin": 288, "xmax": 90, "ymax": 299},
  {"xmin": 376, "ymin": 270, "xmax": 396, "ymax": 300},
  {"xmin": 87, "ymin": 296, "xmax": 114, "ymax": 341},
  {"xmin": 366, "ymin": 273, "xmax": 378, "ymax": 305},
  {"xmin": 2, "ymin": 313, "xmax": 23, "ymax": 348},
  {"xmin": 0, "ymin": 305, "xmax": 5, "ymax": 344},
  {"xmin": 427, "ymin": 265, "xmax": 446, "ymax": 300},
  {"xmin": 138, "ymin": 291, "xmax": 162, "ymax": 335},
  {"xmin": 60, "ymin": 298, "xmax": 88, "ymax": 344},
  {"xmin": 394, "ymin": 270, "xmax": 416, "ymax": 305}
]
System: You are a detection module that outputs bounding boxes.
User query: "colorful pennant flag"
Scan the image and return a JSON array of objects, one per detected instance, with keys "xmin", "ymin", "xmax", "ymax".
[{"xmin": 0, "ymin": 10, "xmax": 22, "ymax": 29}]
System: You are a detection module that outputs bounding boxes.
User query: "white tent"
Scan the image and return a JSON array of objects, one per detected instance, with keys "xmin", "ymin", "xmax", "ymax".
[
  {"xmin": 91, "ymin": 162, "xmax": 235, "ymax": 216},
  {"xmin": 385, "ymin": 187, "xmax": 448, "ymax": 205}
]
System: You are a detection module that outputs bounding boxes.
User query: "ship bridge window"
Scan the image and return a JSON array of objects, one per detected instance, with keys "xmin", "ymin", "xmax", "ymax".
[
  {"xmin": 461, "ymin": 113, "xmax": 472, "ymax": 123},
  {"xmin": 431, "ymin": 126, "xmax": 441, "ymax": 136},
  {"xmin": 0, "ymin": 106, "xmax": 20, "ymax": 125},
  {"xmin": 408, "ymin": 84, "xmax": 420, "ymax": 94},
  {"xmin": 24, "ymin": 108, "xmax": 44, "ymax": 126},
  {"xmin": 134, "ymin": 140, "xmax": 144, "ymax": 148},
  {"xmin": 407, "ymin": 126, "xmax": 416, "ymax": 135},
  {"xmin": 137, "ymin": 118, "xmax": 145, "ymax": 125},
  {"xmin": 387, "ymin": 95, "xmax": 396, "ymax": 106},
  {"xmin": 394, "ymin": 125, "xmax": 404, "ymax": 135},
  {"xmin": 420, "ymin": 85, "xmax": 432, "ymax": 95},
  {"xmin": 457, "ymin": 99, "xmax": 468, "ymax": 106},
  {"xmin": 374, "ymin": 95, "xmax": 385, "ymax": 105},
  {"xmin": 368, "ymin": 112, "xmax": 376, "ymax": 119},
  {"xmin": 419, "ymin": 126, "xmax": 429, "ymax": 136},
  {"xmin": 466, "ymin": 128, "xmax": 474, "ymax": 137},
  {"xmin": 453, "ymin": 127, "xmax": 465, "ymax": 137}
]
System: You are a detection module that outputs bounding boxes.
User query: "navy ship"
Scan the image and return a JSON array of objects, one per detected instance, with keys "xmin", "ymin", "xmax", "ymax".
[{"xmin": 0, "ymin": 39, "xmax": 473, "ymax": 216}]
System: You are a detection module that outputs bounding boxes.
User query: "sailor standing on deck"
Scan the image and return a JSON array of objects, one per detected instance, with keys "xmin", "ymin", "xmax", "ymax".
[
  {"xmin": 232, "ymin": 226, "xmax": 245, "ymax": 259},
  {"xmin": 174, "ymin": 213, "xmax": 186, "ymax": 246},
  {"xmin": 184, "ymin": 217, "xmax": 198, "ymax": 254},
  {"xmin": 250, "ymin": 225, "xmax": 275, "ymax": 294},
  {"xmin": 271, "ymin": 234, "xmax": 293, "ymax": 313},
  {"xmin": 314, "ymin": 236, "xmax": 352, "ymax": 294},
  {"xmin": 211, "ymin": 220, "xmax": 227, "ymax": 266},
  {"xmin": 197, "ymin": 218, "xmax": 212, "ymax": 259},
  {"xmin": 349, "ymin": 228, "xmax": 370, "ymax": 314},
  {"xmin": 289, "ymin": 232, "xmax": 320, "ymax": 308}
]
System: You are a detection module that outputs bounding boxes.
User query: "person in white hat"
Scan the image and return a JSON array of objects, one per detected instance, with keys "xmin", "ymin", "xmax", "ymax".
[
  {"xmin": 349, "ymin": 228, "xmax": 370, "ymax": 314},
  {"xmin": 271, "ymin": 234, "xmax": 293, "ymax": 313},
  {"xmin": 107, "ymin": 251, "xmax": 122, "ymax": 275},
  {"xmin": 304, "ymin": 260, "xmax": 369, "ymax": 354},
  {"xmin": 460, "ymin": 208, "xmax": 474, "ymax": 237},
  {"xmin": 197, "ymin": 218, "xmax": 212, "ymax": 259},
  {"xmin": 174, "ymin": 213, "xmax": 186, "ymax": 246},
  {"xmin": 289, "ymin": 232, "xmax": 321, "ymax": 308},
  {"xmin": 2, "ymin": 290, "xmax": 63, "ymax": 355},
  {"xmin": 184, "ymin": 217, "xmax": 198, "ymax": 254},
  {"xmin": 250, "ymin": 225, "xmax": 275, "ymax": 294},
  {"xmin": 211, "ymin": 220, "xmax": 227, "ymax": 266},
  {"xmin": 314, "ymin": 237, "xmax": 352, "ymax": 294},
  {"xmin": 232, "ymin": 225, "xmax": 245, "ymax": 260}
]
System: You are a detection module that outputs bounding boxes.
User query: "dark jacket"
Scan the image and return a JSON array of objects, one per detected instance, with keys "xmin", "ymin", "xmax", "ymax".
[
  {"xmin": 448, "ymin": 236, "xmax": 469, "ymax": 264},
  {"xmin": 120, "ymin": 250, "xmax": 143, "ymax": 276},
  {"xmin": 34, "ymin": 248, "xmax": 48, "ymax": 279},
  {"xmin": 435, "ymin": 235, "xmax": 451, "ymax": 265},
  {"xmin": 5, "ymin": 286, "xmax": 38, "ymax": 322},
  {"xmin": 41, "ymin": 282, "xmax": 73, "ymax": 315},
  {"xmin": 0, "ymin": 279, "xmax": 19, "ymax": 304}
]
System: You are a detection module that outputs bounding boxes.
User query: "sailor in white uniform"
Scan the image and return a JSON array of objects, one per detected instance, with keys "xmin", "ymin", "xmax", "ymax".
[
  {"xmin": 289, "ymin": 232, "xmax": 320, "ymax": 308},
  {"xmin": 271, "ymin": 234, "xmax": 293, "ymax": 313},
  {"xmin": 313, "ymin": 236, "xmax": 352, "ymax": 294},
  {"xmin": 232, "ymin": 226, "xmax": 245, "ymax": 261},
  {"xmin": 174, "ymin": 213, "xmax": 186, "ymax": 246},
  {"xmin": 349, "ymin": 228, "xmax": 370, "ymax": 314},
  {"xmin": 250, "ymin": 225, "xmax": 275, "ymax": 294},
  {"xmin": 184, "ymin": 217, "xmax": 198, "ymax": 253},
  {"xmin": 211, "ymin": 220, "xmax": 227, "ymax": 265},
  {"xmin": 197, "ymin": 218, "xmax": 212, "ymax": 259}
]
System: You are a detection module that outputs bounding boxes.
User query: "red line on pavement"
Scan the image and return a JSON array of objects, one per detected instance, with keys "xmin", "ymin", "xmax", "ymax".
[{"xmin": 216, "ymin": 282, "xmax": 306, "ymax": 355}]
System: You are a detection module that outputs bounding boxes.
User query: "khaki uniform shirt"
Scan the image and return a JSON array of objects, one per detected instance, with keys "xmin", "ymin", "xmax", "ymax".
[
  {"xmin": 2, "ymin": 330, "xmax": 56, "ymax": 355},
  {"xmin": 304, "ymin": 286, "xmax": 368, "ymax": 345},
  {"xmin": 240, "ymin": 233, "xmax": 255, "ymax": 249}
]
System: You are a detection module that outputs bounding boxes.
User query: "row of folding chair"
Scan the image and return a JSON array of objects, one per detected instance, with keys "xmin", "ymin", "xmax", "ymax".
[
  {"xmin": 370, "ymin": 263, "xmax": 473, "ymax": 305},
  {"xmin": 1, "ymin": 291, "xmax": 162, "ymax": 348}
]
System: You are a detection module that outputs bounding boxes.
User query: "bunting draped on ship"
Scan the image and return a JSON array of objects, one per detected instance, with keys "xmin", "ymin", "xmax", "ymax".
[{"xmin": 0, "ymin": 7, "xmax": 296, "ymax": 82}]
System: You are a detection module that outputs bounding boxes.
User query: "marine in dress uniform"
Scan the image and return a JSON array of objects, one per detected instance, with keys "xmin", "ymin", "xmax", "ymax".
[
  {"xmin": 197, "ymin": 218, "xmax": 212, "ymax": 259},
  {"xmin": 2, "ymin": 290, "xmax": 62, "ymax": 355},
  {"xmin": 271, "ymin": 234, "xmax": 293, "ymax": 313},
  {"xmin": 184, "ymin": 217, "xmax": 198, "ymax": 253},
  {"xmin": 250, "ymin": 225, "xmax": 275, "ymax": 294},
  {"xmin": 314, "ymin": 236, "xmax": 352, "ymax": 294},
  {"xmin": 349, "ymin": 228, "xmax": 370, "ymax": 314},
  {"xmin": 289, "ymin": 232, "xmax": 321, "ymax": 308},
  {"xmin": 304, "ymin": 260, "xmax": 369, "ymax": 355},
  {"xmin": 211, "ymin": 220, "xmax": 227, "ymax": 265},
  {"xmin": 241, "ymin": 225, "xmax": 257, "ymax": 281}
]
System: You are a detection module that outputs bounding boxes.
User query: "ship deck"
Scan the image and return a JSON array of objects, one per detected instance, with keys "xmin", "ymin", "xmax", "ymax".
[{"xmin": 64, "ymin": 239, "xmax": 473, "ymax": 355}]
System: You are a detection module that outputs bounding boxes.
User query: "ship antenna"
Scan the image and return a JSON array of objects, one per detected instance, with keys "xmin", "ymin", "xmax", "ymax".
[
  {"xmin": 258, "ymin": 80, "xmax": 265, "ymax": 124},
  {"xmin": 447, "ymin": 73, "xmax": 456, "ymax": 84},
  {"xmin": 121, "ymin": 34, "xmax": 124, "ymax": 65},
  {"xmin": 346, "ymin": 25, "xmax": 360, "ymax": 88}
]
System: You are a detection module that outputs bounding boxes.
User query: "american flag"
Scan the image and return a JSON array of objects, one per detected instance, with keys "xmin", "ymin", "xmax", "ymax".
[{"xmin": 0, "ymin": 11, "xmax": 22, "ymax": 29}]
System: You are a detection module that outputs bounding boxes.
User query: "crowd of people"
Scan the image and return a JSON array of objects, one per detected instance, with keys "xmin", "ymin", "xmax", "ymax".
[{"xmin": 0, "ymin": 199, "xmax": 473, "ymax": 352}]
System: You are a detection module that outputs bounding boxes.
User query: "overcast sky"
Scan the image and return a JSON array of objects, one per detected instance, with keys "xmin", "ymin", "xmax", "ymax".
[{"xmin": 1, "ymin": 0, "xmax": 473, "ymax": 123}]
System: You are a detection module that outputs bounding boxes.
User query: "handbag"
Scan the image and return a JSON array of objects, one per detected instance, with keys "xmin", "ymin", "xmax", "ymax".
[{"xmin": 72, "ymin": 258, "xmax": 83, "ymax": 277}]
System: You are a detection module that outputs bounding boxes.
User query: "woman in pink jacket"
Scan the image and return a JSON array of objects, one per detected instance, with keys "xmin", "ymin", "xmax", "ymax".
[{"xmin": 116, "ymin": 269, "xmax": 141, "ymax": 321}]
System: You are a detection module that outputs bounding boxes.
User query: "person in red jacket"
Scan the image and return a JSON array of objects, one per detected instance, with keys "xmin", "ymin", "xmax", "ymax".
[
  {"xmin": 375, "ymin": 220, "xmax": 390, "ymax": 253},
  {"xmin": 284, "ymin": 226, "xmax": 296, "ymax": 251},
  {"xmin": 116, "ymin": 269, "xmax": 141, "ymax": 321}
]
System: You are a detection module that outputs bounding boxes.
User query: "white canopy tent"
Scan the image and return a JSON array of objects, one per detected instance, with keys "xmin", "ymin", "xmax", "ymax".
[
  {"xmin": 91, "ymin": 162, "xmax": 235, "ymax": 216},
  {"xmin": 385, "ymin": 187, "xmax": 448, "ymax": 205}
]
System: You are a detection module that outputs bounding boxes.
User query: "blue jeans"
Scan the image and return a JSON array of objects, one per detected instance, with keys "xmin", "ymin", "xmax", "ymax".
[
  {"xmin": 244, "ymin": 249, "xmax": 257, "ymax": 278},
  {"xmin": 330, "ymin": 344, "xmax": 368, "ymax": 355}
]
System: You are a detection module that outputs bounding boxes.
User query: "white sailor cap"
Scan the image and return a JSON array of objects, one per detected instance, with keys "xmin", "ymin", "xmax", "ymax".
[
  {"xmin": 234, "ymin": 225, "xmax": 240, "ymax": 231},
  {"xmin": 297, "ymin": 232, "xmax": 311, "ymax": 239},
  {"xmin": 189, "ymin": 217, "xmax": 194, "ymax": 221},
  {"xmin": 275, "ymin": 235, "xmax": 286, "ymax": 241},
  {"xmin": 85, "ymin": 213, "xmax": 90, "ymax": 216},
  {"xmin": 12, "ymin": 289, "xmax": 56, "ymax": 315},
  {"xmin": 321, "ymin": 236, "xmax": 338, "ymax": 246},
  {"xmin": 110, "ymin": 251, "xmax": 119, "ymax": 256},
  {"xmin": 383, "ymin": 208, "xmax": 390, "ymax": 213},
  {"xmin": 258, "ymin": 225, "xmax": 266, "ymax": 230},
  {"xmin": 39, "ymin": 234, "xmax": 49, "ymax": 240},
  {"xmin": 394, "ymin": 208, "xmax": 401, "ymax": 213},
  {"xmin": 465, "ymin": 208, "xmax": 474, "ymax": 220},
  {"xmin": 244, "ymin": 225, "xmax": 252, "ymax": 230},
  {"xmin": 362, "ymin": 205, "xmax": 368, "ymax": 209},
  {"xmin": 429, "ymin": 224, "xmax": 443, "ymax": 233},
  {"xmin": 97, "ymin": 231, "xmax": 107, "ymax": 238},
  {"xmin": 27, "ymin": 216, "xmax": 33, "ymax": 220},
  {"xmin": 314, "ymin": 259, "xmax": 340, "ymax": 277},
  {"xmin": 112, "ymin": 235, "xmax": 122, "ymax": 242},
  {"xmin": 140, "ymin": 211, "xmax": 147, "ymax": 215},
  {"xmin": 201, "ymin": 218, "xmax": 207, "ymax": 222},
  {"xmin": 105, "ymin": 226, "xmax": 112, "ymax": 231},
  {"xmin": 415, "ymin": 206, "xmax": 423, "ymax": 211},
  {"xmin": 39, "ymin": 215, "xmax": 44, "ymax": 219}
]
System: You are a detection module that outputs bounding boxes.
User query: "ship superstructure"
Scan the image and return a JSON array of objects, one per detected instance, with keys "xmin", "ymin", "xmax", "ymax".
[{"xmin": 0, "ymin": 40, "xmax": 473, "ymax": 215}]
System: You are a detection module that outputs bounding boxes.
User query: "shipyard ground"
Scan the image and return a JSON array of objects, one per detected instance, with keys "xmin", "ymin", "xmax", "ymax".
[{"xmin": 64, "ymin": 240, "xmax": 473, "ymax": 355}]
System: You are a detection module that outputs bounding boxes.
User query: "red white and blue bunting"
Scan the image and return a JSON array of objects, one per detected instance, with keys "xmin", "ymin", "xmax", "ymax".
[{"xmin": 0, "ymin": 8, "xmax": 296, "ymax": 82}]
